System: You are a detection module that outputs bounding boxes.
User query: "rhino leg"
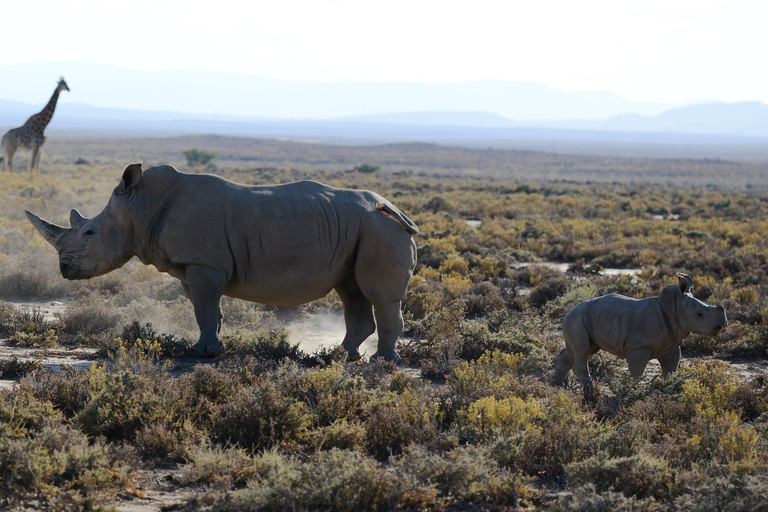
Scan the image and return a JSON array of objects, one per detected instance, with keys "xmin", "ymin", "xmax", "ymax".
[
  {"xmin": 562, "ymin": 316, "xmax": 594, "ymax": 388},
  {"xmin": 626, "ymin": 348, "xmax": 652, "ymax": 379},
  {"xmin": 553, "ymin": 349, "xmax": 573, "ymax": 385},
  {"xmin": 185, "ymin": 265, "xmax": 226, "ymax": 357},
  {"xmin": 657, "ymin": 346, "xmax": 681, "ymax": 377},
  {"xmin": 353, "ymin": 228, "xmax": 416, "ymax": 364},
  {"xmin": 336, "ymin": 276, "xmax": 376, "ymax": 362},
  {"xmin": 371, "ymin": 300, "xmax": 403, "ymax": 363}
]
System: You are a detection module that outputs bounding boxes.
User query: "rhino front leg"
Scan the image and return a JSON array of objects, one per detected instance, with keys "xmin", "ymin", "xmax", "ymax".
[
  {"xmin": 657, "ymin": 346, "xmax": 681, "ymax": 377},
  {"xmin": 185, "ymin": 265, "xmax": 226, "ymax": 357},
  {"xmin": 626, "ymin": 348, "xmax": 652, "ymax": 379}
]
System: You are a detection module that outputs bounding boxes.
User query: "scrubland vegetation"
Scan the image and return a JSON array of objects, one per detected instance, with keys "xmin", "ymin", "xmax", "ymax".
[{"xmin": 1, "ymin": 135, "xmax": 768, "ymax": 510}]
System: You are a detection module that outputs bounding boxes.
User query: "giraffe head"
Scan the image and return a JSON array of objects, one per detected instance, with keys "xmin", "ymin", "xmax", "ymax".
[{"xmin": 57, "ymin": 77, "xmax": 70, "ymax": 93}]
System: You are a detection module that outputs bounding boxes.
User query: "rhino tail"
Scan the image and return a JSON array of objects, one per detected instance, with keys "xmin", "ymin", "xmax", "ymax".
[{"xmin": 376, "ymin": 202, "xmax": 419, "ymax": 235}]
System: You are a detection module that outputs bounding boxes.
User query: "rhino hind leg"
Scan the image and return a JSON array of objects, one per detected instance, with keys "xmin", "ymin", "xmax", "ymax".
[
  {"xmin": 336, "ymin": 276, "xmax": 376, "ymax": 362},
  {"xmin": 353, "ymin": 228, "xmax": 416, "ymax": 363},
  {"xmin": 553, "ymin": 349, "xmax": 574, "ymax": 385},
  {"xmin": 370, "ymin": 300, "xmax": 403, "ymax": 363},
  {"xmin": 562, "ymin": 321, "xmax": 594, "ymax": 388}
]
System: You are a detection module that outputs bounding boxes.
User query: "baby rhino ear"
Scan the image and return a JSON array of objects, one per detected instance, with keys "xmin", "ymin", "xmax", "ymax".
[
  {"xmin": 677, "ymin": 273, "xmax": 693, "ymax": 295},
  {"xmin": 119, "ymin": 163, "xmax": 143, "ymax": 192}
]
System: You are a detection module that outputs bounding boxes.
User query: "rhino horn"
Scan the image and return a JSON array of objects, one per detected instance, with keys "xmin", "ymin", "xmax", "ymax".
[
  {"xmin": 69, "ymin": 209, "xmax": 87, "ymax": 229},
  {"xmin": 677, "ymin": 273, "xmax": 693, "ymax": 295},
  {"xmin": 26, "ymin": 210, "xmax": 68, "ymax": 248}
]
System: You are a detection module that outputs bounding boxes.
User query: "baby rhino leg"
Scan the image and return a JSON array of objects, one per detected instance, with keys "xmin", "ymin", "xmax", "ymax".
[{"xmin": 626, "ymin": 348, "xmax": 652, "ymax": 379}]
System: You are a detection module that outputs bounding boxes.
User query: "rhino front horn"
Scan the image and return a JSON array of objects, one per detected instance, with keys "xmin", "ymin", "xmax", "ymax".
[{"xmin": 26, "ymin": 210, "xmax": 67, "ymax": 248}]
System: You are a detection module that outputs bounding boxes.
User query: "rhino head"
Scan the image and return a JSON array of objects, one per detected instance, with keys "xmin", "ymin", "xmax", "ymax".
[
  {"xmin": 671, "ymin": 273, "xmax": 727, "ymax": 337},
  {"xmin": 26, "ymin": 163, "xmax": 143, "ymax": 280}
]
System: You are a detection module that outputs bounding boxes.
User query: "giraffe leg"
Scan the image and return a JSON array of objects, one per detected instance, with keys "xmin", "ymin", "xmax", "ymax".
[
  {"xmin": 30, "ymin": 145, "xmax": 41, "ymax": 173},
  {"xmin": 6, "ymin": 148, "xmax": 14, "ymax": 173}
]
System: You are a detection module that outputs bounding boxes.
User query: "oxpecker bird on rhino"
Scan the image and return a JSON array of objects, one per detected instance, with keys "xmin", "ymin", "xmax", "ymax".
[
  {"xmin": 26, "ymin": 163, "xmax": 419, "ymax": 362},
  {"xmin": 555, "ymin": 273, "xmax": 727, "ymax": 388}
]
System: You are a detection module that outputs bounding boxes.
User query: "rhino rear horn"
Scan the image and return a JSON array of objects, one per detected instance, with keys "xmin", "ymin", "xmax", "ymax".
[
  {"xmin": 677, "ymin": 273, "xmax": 693, "ymax": 295},
  {"xmin": 26, "ymin": 210, "xmax": 68, "ymax": 248},
  {"xmin": 70, "ymin": 209, "xmax": 86, "ymax": 229}
]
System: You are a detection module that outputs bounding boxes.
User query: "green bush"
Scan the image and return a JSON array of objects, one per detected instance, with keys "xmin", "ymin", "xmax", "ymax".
[{"xmin": 182, "ymin": 147, "xmax": 216, "ymax": 166}]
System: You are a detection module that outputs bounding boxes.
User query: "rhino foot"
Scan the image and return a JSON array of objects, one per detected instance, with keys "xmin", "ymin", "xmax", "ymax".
[
  {"xmin": 346, "ymin": 350, "xmax": 362, "ymax": 363},
  {"xmin": 192, "ymin": 339, "xmax": 224, "ymax": 357}
]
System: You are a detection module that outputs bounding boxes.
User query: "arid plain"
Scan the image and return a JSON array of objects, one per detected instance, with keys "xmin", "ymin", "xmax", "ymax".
[{"xmin": 2, "ymin": 134, "xmax": 768, "ymax": 510}]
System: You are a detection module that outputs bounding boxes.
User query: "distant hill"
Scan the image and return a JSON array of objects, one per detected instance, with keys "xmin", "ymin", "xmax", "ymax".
[
  {"xmin": 1, "ymin": 66, "xmax": 767, "ymax": 159},
  {"xmin": 0, "ymin": 62, "xmax": 673, "ymax": 121},
  {"xmin": 595, "ymin": 102, "xmax": 768, "ymax": 137}
]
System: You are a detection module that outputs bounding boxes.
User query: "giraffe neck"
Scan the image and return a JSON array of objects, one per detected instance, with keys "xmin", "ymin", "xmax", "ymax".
[{"xmin": 35, "ymin": 87, "xmax": 62, "ymax": 129}]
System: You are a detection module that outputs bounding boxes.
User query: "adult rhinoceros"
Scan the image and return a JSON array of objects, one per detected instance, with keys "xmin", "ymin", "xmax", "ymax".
[
  {"xmin": 554, "ymin": 273, "xmax": 727, "ymax": 387},
  {"xmin": 26, "ymin": 163, "xmax": 418, "ymax": 361}
]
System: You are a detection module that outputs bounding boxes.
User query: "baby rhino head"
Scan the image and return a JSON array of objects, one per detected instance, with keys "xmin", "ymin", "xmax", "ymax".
[{"xmin": 674, "ymin": 273, "xmax": 727, "ymax": 337}]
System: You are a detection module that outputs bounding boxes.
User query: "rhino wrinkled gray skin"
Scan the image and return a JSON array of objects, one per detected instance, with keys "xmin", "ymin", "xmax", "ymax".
[
  {"xmin": 554, "ymin": 273, "xmax": 727, "ymax": 387},
  {"xmin": 26, "ymin": 163, "xmax": 418, "ymax": 361}
]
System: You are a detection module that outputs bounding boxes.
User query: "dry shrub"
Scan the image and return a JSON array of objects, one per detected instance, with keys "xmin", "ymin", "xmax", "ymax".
[
  {"xmin": 550, "ymin": 483, "xmax": 664, "ymax": 512},
  {"xmin": 209, "ymin": 449, "xmax": 405, "ymax": 512},
  {"xmin": 58, "ymin": 298, "xmax": 120, "ymax": 337},
  {"xmin": 565, "ymin": 453, "xmax": 675, "ymax": 501},
  {"xmin": 313, "ymin": 419, "xmax": 366, "ymax": 451},
  {"xmin": 529, "ymin": 274, "xmax": 568, "ymax": 309},
  {"xmin": 0, "ymin": 357, "xmax": 42, "ymax": 380},
  {"xmin": 0, "ymin": 301, "xmax": 16, "ymax": 334},
  {"xmin": 5, "ymin": 307, "xmax": 60, "ymax": 348},
  {"xmin": 365, "ymin": 389, "xmax": 440, "ymax": 460},
  {"xmin": 181, "ymin": 445, "xmax": 255, "ymax": 488},
  {"xmin": 22, "ymin": 367, "xmax": 91, "ymax": 418},
  {"xmin": 463, "ymin": 281, "xmax": 506, "ymax": 317},
  {"xmin": 490, "ymin": 391, "xmax": 605, "ymax": 483},
  {"xmin": 209, "ymin": 380, "xmax": 313, "ymax": 451},
  {"xmin": 0, "ymin": 418, "xmax": 130, "ymax": 508},
  {"xmin": 393, "ymin": 445, "xmax": 531, "ymax": 507}
]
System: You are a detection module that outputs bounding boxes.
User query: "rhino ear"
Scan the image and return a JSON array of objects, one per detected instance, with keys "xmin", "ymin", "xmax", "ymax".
[
  {"xmin": 26, "ymin": 210, "xmax": 67, "ymax": 248},
  {"xmin": 69, "ymin": 209, "xmax": 86, "ymax": 229},
  {"xmin": 677, "ymin": 273, "xmax": 693, "ymax": 295},
  {"xmin": 119, "ymin": 163, "xmax": 143, "ymax": 192}
]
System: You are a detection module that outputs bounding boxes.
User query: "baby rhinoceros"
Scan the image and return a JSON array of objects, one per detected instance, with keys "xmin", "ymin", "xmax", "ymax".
[
  {"xmin": 25, "ymin": 163, "xmax": 419, "ymax": 362},
  {"xmin": 554, "ymin": 273, "xmax": 727, "ymax": 387}
]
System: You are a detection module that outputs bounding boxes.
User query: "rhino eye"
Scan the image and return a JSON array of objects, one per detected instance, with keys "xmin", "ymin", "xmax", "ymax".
[
  {"xmin": 84, "ymin": 230, "xmax": 94, "ymax": 237},
  {"xmin": 697, "ymin": 312, "xmax": 703, "ymax": 317}
]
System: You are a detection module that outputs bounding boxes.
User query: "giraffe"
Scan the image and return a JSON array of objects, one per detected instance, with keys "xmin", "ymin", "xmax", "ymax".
[{"xmin": 0, "ymin": 77, "xmax": 70, "ymax": 173}]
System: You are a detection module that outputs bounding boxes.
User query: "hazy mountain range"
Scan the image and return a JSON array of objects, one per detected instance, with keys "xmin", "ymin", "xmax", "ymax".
[{"xmin": 0, "ymin": 62, "xmax": 767, "ymax": 151}]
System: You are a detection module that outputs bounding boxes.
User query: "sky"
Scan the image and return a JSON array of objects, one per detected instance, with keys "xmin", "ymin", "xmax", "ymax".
[{"xmin": 1, "ymin": 0, "xmax": 766, "ymax": 105}]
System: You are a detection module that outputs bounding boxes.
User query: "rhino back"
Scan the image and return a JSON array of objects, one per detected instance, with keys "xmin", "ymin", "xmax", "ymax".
[
  {"xmin": 136, "ymin": 171, "xmax": 395, "ymax": 304},
  {"xmin": 581, "ymin": 294, "xmax": 668, "ymax": 356}
]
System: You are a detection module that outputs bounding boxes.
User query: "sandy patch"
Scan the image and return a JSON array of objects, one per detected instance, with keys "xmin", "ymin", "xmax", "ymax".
[
  {"xmin": 286, "ymin": 312, "xmax": 380, "ymax": 356},
  {"xmin": 0, "ymin": 341, "xmax": 99, "ymax": 389},
  {"xmin": 6, "ymin": 299, "xmax": 69, "ymax": 322}
]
